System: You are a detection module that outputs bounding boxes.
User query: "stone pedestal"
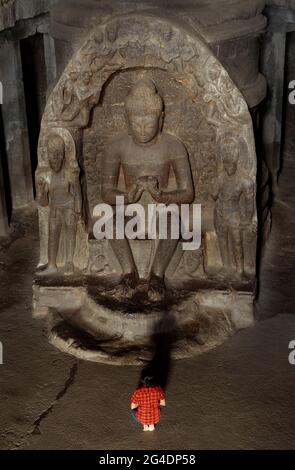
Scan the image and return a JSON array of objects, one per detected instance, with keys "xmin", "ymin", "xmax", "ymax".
[{"xmin": 33, "ymin": 284, "xmax": 254, "ymax": 365}]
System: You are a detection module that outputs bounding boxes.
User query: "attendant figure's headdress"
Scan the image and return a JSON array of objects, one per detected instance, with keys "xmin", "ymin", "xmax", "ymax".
[
  {"xmin": 220, "ymin": 136, "xmax": 240, "ymax": 163},
  {"xmin": 48, "ymin": 134, "xmax": 65, "ymax": 153}
]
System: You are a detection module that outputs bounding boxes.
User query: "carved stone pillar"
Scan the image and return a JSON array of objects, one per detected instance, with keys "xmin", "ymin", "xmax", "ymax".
[
  {"xmin": 261, "ymin": 5, "xmax": 295, "ymax": 188},
  {"xmin": 0, "ymin": 0, "xmax": 59, "ymax": 215},
  {"xmin": 43, "ymin": 33, "xmax": 57, "ymax": 90},
  {"xmin": 0, "ymin": 0, "xmax": 15, "ymax": 31},
  {"xmin": 0, "ymin": 154, "xmax": 9, "ymax": 237},
  {"xmin": 0, "ymin": 40, "xmax": 33, "ymax": 208}
]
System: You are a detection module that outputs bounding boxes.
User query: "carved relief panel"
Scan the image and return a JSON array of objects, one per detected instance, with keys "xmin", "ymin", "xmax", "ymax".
[{"xmin": 36, "ymin": 13, "xmax": 257, "ymax": 295}]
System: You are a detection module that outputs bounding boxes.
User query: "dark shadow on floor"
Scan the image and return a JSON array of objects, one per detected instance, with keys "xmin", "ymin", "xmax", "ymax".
[{"xmin": 138, "ymin": 310, "xmax": 178, "ymax": 390}]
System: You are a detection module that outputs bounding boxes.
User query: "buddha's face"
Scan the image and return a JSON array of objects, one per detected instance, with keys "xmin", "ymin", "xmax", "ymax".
[
  {"xmin": 128, "ymin": 112, "xmax": 160, "ymax": 144},
  {"xmin": 48, "ymin": 143, "xmax": 65, "ymax": 173}
]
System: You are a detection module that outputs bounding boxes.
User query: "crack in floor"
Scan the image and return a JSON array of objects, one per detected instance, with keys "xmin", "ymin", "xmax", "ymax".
[{"xmin": 32, "ymin": 362, "xmax": 78, "ymax": 436}]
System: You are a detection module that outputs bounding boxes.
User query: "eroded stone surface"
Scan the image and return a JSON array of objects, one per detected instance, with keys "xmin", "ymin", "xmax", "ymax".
[{"xmin": 0, "ymin": 0, "xmax": 58, "ymax": 31}]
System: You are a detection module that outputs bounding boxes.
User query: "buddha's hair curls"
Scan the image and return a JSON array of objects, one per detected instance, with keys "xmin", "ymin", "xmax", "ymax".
[{"xmin": 125, "ymin": 78, "xmax": 163, "ymax": 116}]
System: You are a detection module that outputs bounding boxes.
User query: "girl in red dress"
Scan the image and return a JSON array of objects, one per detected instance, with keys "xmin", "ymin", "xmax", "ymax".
[{"xmin": 130, "ymin": 375, "xmax": 166, "ymax": 431}]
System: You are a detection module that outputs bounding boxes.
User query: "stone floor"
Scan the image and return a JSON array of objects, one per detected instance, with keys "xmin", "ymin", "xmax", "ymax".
[
  {"xmin": 1, "ymin": 135, "xmax": 295, "ymax": 450},
  {"xmin": 0, "ymin": 185, "xmax": 294, "ymax": 450}
]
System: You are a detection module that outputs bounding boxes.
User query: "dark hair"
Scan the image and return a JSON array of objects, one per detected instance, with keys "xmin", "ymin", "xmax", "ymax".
[{"xmin": 141, "ymin": 374, "xmax": 155, "ymax": 387}]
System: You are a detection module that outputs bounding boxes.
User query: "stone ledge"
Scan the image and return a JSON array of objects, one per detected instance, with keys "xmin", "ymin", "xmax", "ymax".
[
  {"xmin": 50, "ymin": 0, "xmax": 267, "ymax": 45},
  {"xmin": 0, "ymin": 0, "xmax": 58, "ymax": 32},
  {"xmin": 3, "ymin": 0, "xmax": 295, "ymax": 37},
  {"xmin": 51, "ymin": 0, "xmax": 266, "ymax": 28},
  {"xmin": 268, "ymin": 0, "xmax": 295, "ymax": 8}
]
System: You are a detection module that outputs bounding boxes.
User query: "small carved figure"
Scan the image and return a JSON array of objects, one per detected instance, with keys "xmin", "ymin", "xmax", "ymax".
[
  {"xmin": 178, "ymin": 36, "xmax": 196, "ymax": 64},
  {"xmin": 38, "ymin": 135, "xmax": 82, "ymax": 274},
  {"xmin": 75, "ymin": 71, "xmax": 95, "ymax": 101},
  {"xmin": 53, "ymin": 69, "xmax": 78, "ymax": 117},
  {"xmin": 203, "ymin": 59, "xmax": 246, "ymax": 128},
  {"xmin": 80, "ymin": 36, "xmax": 103, "ymax": 66},
  {"xmin": 159, "ymin": 25, "xmax": 182, "ymax": 72},
  {"xmin": 81, "ymin": 33, "xmax": 117, "ymax": 73},
  {"xmin": 101, "ymin": 78, "xmax": 194, "ymax": 299},
  {"xmin": 212, "ymin": 138, "xmax": 256, "ymax": 276},
  {"xmin": 219, "ymin": 78, "xmax": 246, "ymax": 119},
  {"xmin": 54, "ymin": 70, "xmax": 98, "ymax": 128},
  {"xmin": 118, "ymin": 41, "xmax": 145, "ymax": 60},
  {"xmin": 105, "ymin": 21, "xmax": 118, "ymax": 43},
  {"xmin": 80, "ymin": 31, "xmax": 117, "ymax": 71}
]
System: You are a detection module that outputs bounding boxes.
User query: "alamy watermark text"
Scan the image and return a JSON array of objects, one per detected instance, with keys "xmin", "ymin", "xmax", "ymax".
[{"xmin": 93, "ymin": 196, "xmax": 202, "ymax": 251}]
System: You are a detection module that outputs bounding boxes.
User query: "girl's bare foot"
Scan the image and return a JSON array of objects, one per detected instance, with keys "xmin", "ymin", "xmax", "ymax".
[
  {"xmin": 148, "ymin": 424, "xmax": 155, "ymax": 431},
  {"xmin": 143, "ymin": 425, "xmax": 149, "ymax": 431}
]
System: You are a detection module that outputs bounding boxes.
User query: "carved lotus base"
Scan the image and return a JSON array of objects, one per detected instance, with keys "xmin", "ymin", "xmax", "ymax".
[{"xmin": 33, "ymin": 279, "xmax": 255, "ymax": 365}]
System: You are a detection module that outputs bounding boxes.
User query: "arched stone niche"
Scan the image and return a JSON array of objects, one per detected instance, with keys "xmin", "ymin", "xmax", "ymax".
[{"xmin": 33, "ymin": 12, "xmax": 257, "ymax": 364}]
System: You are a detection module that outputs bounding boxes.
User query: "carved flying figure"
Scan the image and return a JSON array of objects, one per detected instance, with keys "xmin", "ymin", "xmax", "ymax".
[
  {"xmin": 53, "ymin": 70, "xmax": 98, "ymax": 127},
  {"xmin": 203, "ymin": 59, "xmax": 246, "ymax": 128}
]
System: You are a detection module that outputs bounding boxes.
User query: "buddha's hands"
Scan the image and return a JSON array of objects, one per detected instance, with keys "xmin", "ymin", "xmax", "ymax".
[
  {"xmin": 127, "ymin": 184, "xmax": 144, "ymax": 203},
  {"xmin": 148, "ymin": 178, "xmax": 173, "ymax": 203},
  {"xmin": 137, "ymin": 176, "xmax": 162, "ymax": 201}
]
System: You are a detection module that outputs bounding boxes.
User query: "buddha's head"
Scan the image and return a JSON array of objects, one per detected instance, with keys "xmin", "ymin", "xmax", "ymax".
[
  {"xmin": 125, "ymin": 78, "xmax": 163, "ymax": 145},
  {"xmin": 222, "ymin": 138, "xmax": 239, "ymax": 176},
  {"xmin": 48, "ymin": 135, "xmax": 65, "ymax": 173}
]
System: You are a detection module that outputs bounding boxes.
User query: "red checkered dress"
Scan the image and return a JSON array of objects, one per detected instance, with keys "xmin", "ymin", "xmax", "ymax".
[{"xmin": 131, "ymin": 385, "xmax": 165, "ymax": 425}]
